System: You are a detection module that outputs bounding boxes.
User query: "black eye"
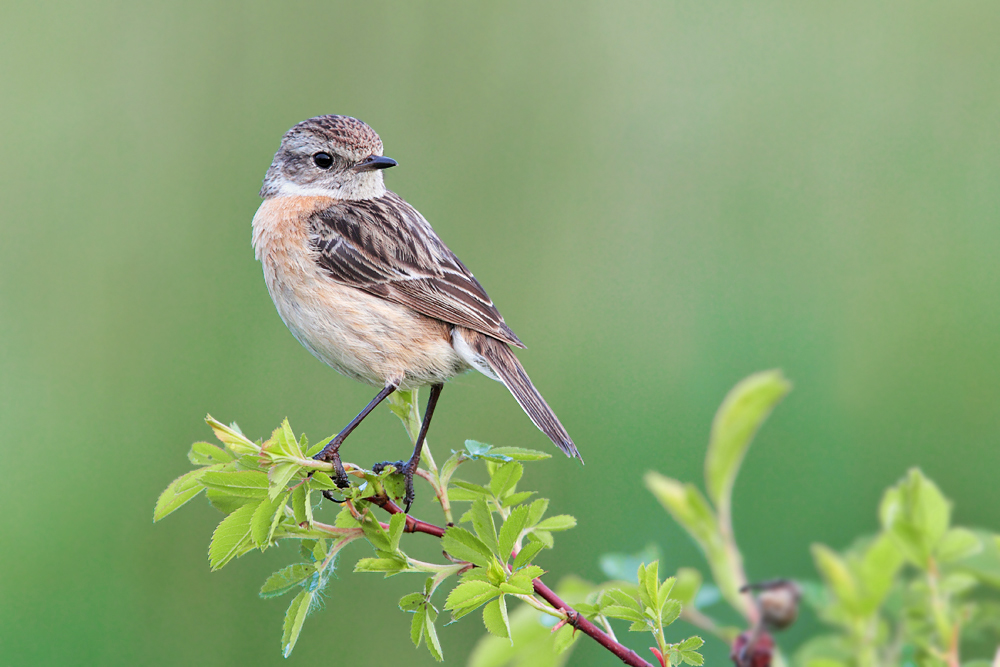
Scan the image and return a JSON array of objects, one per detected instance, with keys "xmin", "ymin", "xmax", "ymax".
[{"xmin": 313, "ymin": 152, "xmax": 334, "ymax": 169}]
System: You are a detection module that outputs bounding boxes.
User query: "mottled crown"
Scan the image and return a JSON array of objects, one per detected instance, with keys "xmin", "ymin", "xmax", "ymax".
[{"xmin": 282, "ymin": 115, "xmax": 384, "ymax": 162}]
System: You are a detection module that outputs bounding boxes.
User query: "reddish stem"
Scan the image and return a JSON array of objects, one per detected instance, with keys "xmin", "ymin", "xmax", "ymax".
[{"xmin": 372, "ymin": 496, "xmax": 653, "ymax": 667}]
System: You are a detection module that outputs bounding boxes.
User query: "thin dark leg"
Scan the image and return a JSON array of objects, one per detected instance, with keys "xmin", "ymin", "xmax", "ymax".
[
  {"xmin": 402, "ymin": 383, "xmax": 443, "ymax": 511},
  {"xmin": 314, "ymin": 382, "xmax": 397, "ymax": 487}
]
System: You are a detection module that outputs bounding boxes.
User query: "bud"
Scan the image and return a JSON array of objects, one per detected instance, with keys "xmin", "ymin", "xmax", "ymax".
[{"xmin": 741, "ymin": 579, "xmax": 802, "ymax": 630}]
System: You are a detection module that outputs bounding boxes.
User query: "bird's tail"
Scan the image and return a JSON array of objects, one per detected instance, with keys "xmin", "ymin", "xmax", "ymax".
[{"xmin": 462, "ymin": 329, "xmax": 581, "ymax": 461}]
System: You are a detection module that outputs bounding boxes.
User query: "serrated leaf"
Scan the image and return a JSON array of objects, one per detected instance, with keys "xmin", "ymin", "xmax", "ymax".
[
  {"xmin": 452, "ymin": 480, "xmax": 492, "ymax": 497},
  {"xmin": 497, "ymin": 506, "xmax": 529, "ymax": 562},
  {"xmin": 534, "ymin": 514, "xmax": 577, "ymax": 533},
  {"xmin": 399, "ymin": 592, "xmax": 426, "ymax": 612},
  {"xmin": 488, "ymin": 447, "xmax": 551, "ymax": 461},
  {"xmin": 260, "ymin": 563, "xmax": 315, "ymax": 598},
  {"xmin": 526, "ymin": 498, "xmax": 549, "ymax": 527},
  {"xmin": 354, "ymin": 557, "xmax": 406, "ymax": 574},
  {"xmin": 188, "ymin": 441, "xmax": 234, "ymax": 465},
  {"xmin": 206, "ymin": 415, "xmax": 259, "ymax": 456},
  {"xmin": 410, "ymin": 605, "xmax": 426, "ymax": 646},
  {"xmin": 292, "ymin": 485, "xmax": 312, "ymax": 525},
  {"xmin": 660, "ymin": 598, "xmax": 681, "ymax": 625},
  {"xmin": 209, "ymin": 501, "xmax": 259, "ymax": 570},
  {"xmin": 334, "ymin": 505, "xmax": 361, "ymax": 528},
  {"xmin": 439, "ymin": 452, "xmax": 465, "ymax": 486},
  {"xmin": 489, "ymin": 461, "xmax": 523, "ymax": 498},
  {"xmin": 424, "ymin": 612, "xmax": 443, "ymax": 661},
  {"xmin": 470, "ymin": 497, "xmax": 500, "ymax": 555},
  {"xmin": 512, "ymin": 541, "xmax": 546, "ymax": 570},
  {"xmin": 205, "ymin": 488, "xmax": 255, "ymax": 515},
  {"xmin": 657, "ymin": 576, "xmax": 676, "ymax": 613},
  {"xmin": 309, "ymin": 472, "xmax": 339, "ymax": 490},
  {"xmin": 812, "ymin": 543, "xmax": 859, "ymax": 613},
  {"xmin": 281, "ymin": 589, "xmax": 313, "ymax": 658},
  {"xmin": 501, "ymin": 491, "xmax": 534, "ymax": 508},
  {"xmin": 442, "ymin": 527, "xmax": 493, "ymax": 568},
  {"xmin": 201, "ymin": 470, "xmax": 269, "ymax": 498},
  {"xmin": 388, "ymin": 512, "xmax": 406, "ymax": 553},
  {"xmin": 267, "ymin": 463, "xmax": 300, "ymax": 499},
  {"xmin": 705, "ymin": 370, "xmax": 790, "ymax": 514},
  {"xmin": 360, "ymin": 512, "xmax": 392, "ymax": 551},
  {"xmin": 445, "ymin": 580, "xmax": 500, "ymax": 612},
  {"xmin": 637, "ymin": 562, "xmax": 656, "ymax": 610},
  {"xmin": 530, "ymin": 530, "xmax": 553, "ymax": 548},
  {"xmin": 482, "ymin": 596, "xmax": 511, "ymax": 640},
  {"xmin": 464, "ymin": 440, "xmax": 494, "ymax": 457},
  {"xmin": 154, "ymin": 468, "xmax": 210, "ymax": 522},
  {"xmin": 603, "ymin": 605, "xmax": 647, "ymax": 623},
  {"xmin": 251, "ymin": 490, "xmax": 288, "ymax": 547}
]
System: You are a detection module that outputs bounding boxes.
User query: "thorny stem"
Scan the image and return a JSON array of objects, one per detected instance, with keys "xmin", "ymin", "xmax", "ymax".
[{"xmin": 374, "ymin": 498, "xmax": 654, "ymax": 667}]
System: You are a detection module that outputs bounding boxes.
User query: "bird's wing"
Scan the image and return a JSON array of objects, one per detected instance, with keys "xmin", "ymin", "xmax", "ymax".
[{"xmin": 308, "ymin": 191, "xmax": 524, "ymax": 348}]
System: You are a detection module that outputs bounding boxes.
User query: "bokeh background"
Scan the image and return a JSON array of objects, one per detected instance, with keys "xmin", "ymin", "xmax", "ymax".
[{"xmin": 2, "ymin": 1, "xmax": 999, "ymax": 664}]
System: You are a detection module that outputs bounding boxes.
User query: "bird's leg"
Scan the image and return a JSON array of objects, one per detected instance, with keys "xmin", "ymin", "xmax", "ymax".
[
  {"xmin": 373, "ymin": 383, "xmax": 444, "ymax": 512},
  {"xmin": 405, "ymin": 383, "xmax": 444, "ymax": 511},
  {"xmin": 315, "ymin": 382, "xmax": 397, "ymax": 487}
]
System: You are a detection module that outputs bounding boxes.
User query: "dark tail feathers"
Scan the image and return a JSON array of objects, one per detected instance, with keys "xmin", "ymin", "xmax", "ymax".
[{"xmin": 466, "ymin": 330, "xmax": 581, "ymax": 461}]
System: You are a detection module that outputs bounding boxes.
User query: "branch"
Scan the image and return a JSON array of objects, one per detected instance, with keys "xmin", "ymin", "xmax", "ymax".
[{"xmin": 370, "ymin": 496, "xmax": 653, "ymax": 667}]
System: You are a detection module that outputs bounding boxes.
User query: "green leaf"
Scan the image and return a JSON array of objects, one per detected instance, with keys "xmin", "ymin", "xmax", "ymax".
[
  {"xmin": 442, "ymin": 527, "xmax": 493, "ymax": 568},
  {"xmin": 638, "ymin": 561, "xmax": 658, "ymax": 611},
  {"xmin": 260, "ymin": 563, "xmax": 316, "ymax": 598},
  {"xmin": 705, "ymin": 370, "xmax": 790, "ymax": 514},
  {"xmin": 281, "ymin": 589, "xmax": 313, "ymax": 658},
  {"xmin": 470, "ymin": 497, "xmax": 500, "ymax": 555},
  {"xmin": 603, "ymin": 605, "xmax": 647, "ymax": 623},
  {"xmin": 812, "ymin": 543, "xmax": 859, "ymax": 613},
  {"xmin": 879, "ymin": 468, "xmax": 951, "ymax": 567},
  {"xmin": 497, "ymin": 506, "xmax": 529, "ymax": 562},
  {"xmin": 154, "ymin": 468, "xmax": 210, "ymax": 522},
  {"xmin": 267, "ymin": 463, "xmax": 301, "ymax": 499},
  {"xmin": 291, "ymin": 485, "xmax": 313, "ymax": 526},
  {"xmin": 936, "ymin": 527, "xmax": 982, "ymax": 563},
  {"xmin": 534, "ymin": 515, "xmax": 576, "ymax": 532},
  {"xmin": 399, "ymin": 592, "xmax": 426, "ymax": 612},
  {"xmin": 488, "ymin": 447, "xmax": 551, "ymax": 461},
  {"xmin": 201, "ymin": 470, "xmax": 269, "ymax": 498},
  {"xmin": 354, "ymin": 556, "xmax": 406, "ymax": 574},
  {"xmin": 489, "ymin": 461, "xmax": 524, "ymax": 498},
  {"xmin": 530, "ymin": 530, "xmax": 553, "ymax": 548},
  {"xmin": 360, "ymin": 512, "xmax": 392, "ymax": 552},
  {"xmin": 410, "ymin": 605, "xmax": 426, "ymax": 647},
  {"xmin": 464, "ymin": 440, "xmax": 494, "ymax": 457},
  {"xmin": 424, "ymin": 610, "xmax": 443, "ymax": 661},
  {"xmin": 206, "ymin": 415, "xmax": 260, "ymax": 456},
  {"xmin": 451, "ymin": 481, "xmax": 492, "ymax": 497},
  {"xmin": 388, "ymin": 512, "xmax": 407, "ymax": 553},
  {"xmin": 660, "ymin": 598, "xmax": 681, "ymax": 625},
  {"xmin": 501, "ymin": 491, "xmax": 534, "ymax": 508},
  {"xmin": 309, "ymin": 472, "xmax": 339, "ymax": 490},
  {"xmin": 209, "ymin": 501, "xmax": 259, "ymax": 570},
  {"xmin": 251, "ymin": 490, "xmax": 288, "ymax": 547},
  {"xmin": 188, "ymin": 441, "xmax": 234, "ymax": 465},
  {"xmin": 205, "ymin": 488, "xmax": 255, "ymax": 515},
  {"xmin": 482, "ymin": 595, "xmax": 511, "ymax": 640},
  {"xmin": 657, "ymin": 576, "xmax": 677, "ymax": 613},
  {"xmin": 526, "ymin": 498, "xmax": 549, "ymax": 527},
  {"xmin": 445, "ymin": 580, "xmax": 500, "ymax": 614},
  {"xmin": 512, "ymin": 541, "xmax": 546, "ymax": 570}
]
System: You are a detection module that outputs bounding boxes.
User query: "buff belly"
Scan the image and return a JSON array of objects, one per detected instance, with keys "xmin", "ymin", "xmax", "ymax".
[{"xmin": 267, "ymin": 270, "xmax": 469, "ymax": 389}]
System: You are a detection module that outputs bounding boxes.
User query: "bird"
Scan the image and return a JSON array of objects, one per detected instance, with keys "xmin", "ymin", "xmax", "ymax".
[{"xmin": 251, "ymin": 115, "xmax": 580, "ymax": 510}]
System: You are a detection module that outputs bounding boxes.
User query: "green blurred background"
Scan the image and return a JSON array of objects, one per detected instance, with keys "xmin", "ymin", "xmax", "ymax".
[{"xmin": 2, "ymin": 1, "xmax": 999, "ymax": 664}]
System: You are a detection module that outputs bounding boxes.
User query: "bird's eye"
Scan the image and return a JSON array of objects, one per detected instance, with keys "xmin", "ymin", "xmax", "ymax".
[{"xmin": 313, "ymin": 152, "xmax": 334, "ymax": 169}]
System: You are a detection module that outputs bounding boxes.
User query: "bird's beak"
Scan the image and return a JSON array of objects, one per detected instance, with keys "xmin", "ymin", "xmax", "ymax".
[{"xmin": 354, "ymin": 155, "xmax": 398, "ymax": 172}]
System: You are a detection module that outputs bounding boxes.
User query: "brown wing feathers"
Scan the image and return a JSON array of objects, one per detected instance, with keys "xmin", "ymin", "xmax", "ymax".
[{"xmin": 309, "ymin": 193, "xmax": 524, "ymax": 348}]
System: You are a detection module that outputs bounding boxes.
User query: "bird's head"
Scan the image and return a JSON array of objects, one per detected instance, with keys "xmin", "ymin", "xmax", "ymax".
[{"xmin": 261, "ymin": 115, "xmax": 396, "ymax": 200}]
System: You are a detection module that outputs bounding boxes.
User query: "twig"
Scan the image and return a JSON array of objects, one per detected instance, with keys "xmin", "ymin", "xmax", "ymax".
[{"xmin": 372, "ymin": 496, "xmax": 653, "ymax": 667}]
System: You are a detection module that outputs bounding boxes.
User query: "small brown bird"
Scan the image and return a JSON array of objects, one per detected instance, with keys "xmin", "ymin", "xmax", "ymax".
[{"xmin": 252, "ymin": 115, "xmax": 580, "ymax": 508}]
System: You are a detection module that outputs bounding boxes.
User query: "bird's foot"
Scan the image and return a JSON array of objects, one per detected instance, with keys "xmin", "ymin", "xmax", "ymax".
[
  {"xmin": 314, "ymin": 440, "xmax": 351, "ymax": 489},
  {"xmin": 372, "ymin": 459, "xmax": 416, "ymax": 513}
]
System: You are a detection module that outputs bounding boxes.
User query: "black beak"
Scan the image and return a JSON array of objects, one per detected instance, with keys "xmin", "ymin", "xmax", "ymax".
[{"xmin": 354, "ymin": 155, "xmax": 398, "ymax": 172}]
